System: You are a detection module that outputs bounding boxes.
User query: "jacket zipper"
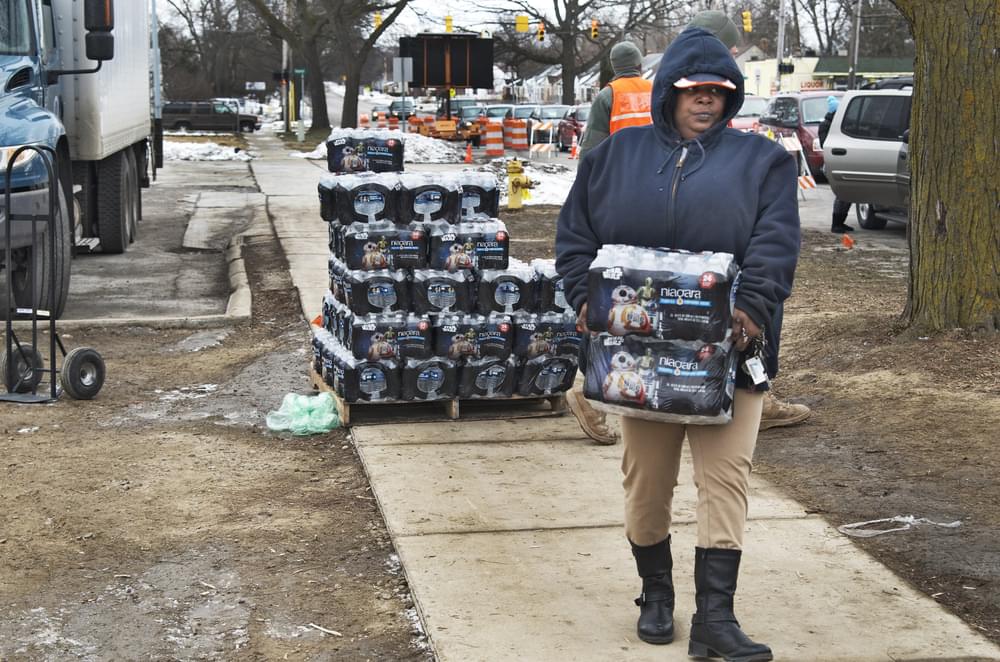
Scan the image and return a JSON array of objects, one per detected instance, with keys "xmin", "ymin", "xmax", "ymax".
[{"xmin": 667, "ymin": 146, "xmax": 689, "ymax": 248}]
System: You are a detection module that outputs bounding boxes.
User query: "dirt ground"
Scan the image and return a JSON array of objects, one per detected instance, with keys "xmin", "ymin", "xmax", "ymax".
[
  {"xmin": 0, "ymin": 229, "xmax": 431, "ymax": 660},
  {"xmin": 3, "ymin": 201, "xmax": 998, "ymax": 660},
  {"xmin": 507, "ymin": 205, "xmax": 1000, "ymax": 645}
]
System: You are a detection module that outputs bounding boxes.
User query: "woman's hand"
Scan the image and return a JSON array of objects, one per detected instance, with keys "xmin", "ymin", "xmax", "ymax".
[
  {"xmin": 731, "ymin": 308, "xmax": 761, "ymax": 352},
  {"xmin": 576, "ymin": 303, "xmax": 590, "ymax": 333}
]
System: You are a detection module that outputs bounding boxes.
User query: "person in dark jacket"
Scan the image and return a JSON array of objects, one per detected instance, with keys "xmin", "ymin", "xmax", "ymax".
[
  {"xmin": 556, "ymin": 27, "xmax": 799, "ymax": 662},
  {"xmin": 818, "ymin": 95, "xmax": 854, "ymax": 233}
]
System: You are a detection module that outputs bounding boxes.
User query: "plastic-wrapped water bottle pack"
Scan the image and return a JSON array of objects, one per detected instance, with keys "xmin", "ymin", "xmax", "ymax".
[{"xmin": 586, "ymin": 244, "xmax": 739, "ymax": 343}]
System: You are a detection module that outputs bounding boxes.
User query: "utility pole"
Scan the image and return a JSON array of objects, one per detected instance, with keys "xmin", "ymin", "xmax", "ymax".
[
  {"xmin": 847, "ymin": 0, "xmax": 863, "ymax": 90},
  {"xmin": 775, "ymin": 0, "xmax": 787, "ymax": 92},
  {"xmin": 282, "ymin": 0, "xmax": 291, "ymax": 133}
]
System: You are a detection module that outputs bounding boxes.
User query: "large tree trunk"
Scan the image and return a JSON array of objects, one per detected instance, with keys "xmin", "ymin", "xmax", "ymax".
[
  {"xmin": 303, "ymin": 36, "xmax": 330, "ymax": 131},
  {"xmin": 341, "ymin": 67, "xmax": 362, "ymax": 128},
  {"xmin": 561, "ymin": 45, "xmax": 577, "ymax": 105},
  {"xmin": 892, "ymin": 0, "xmax": 1000, "ymax": 332}
]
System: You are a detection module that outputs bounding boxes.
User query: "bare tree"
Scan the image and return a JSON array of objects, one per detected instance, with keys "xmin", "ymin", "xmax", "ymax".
[
  {"xmin": 243, "ymin": 0, "xmax": 411, "ymax": 129},
  {"xmin": 888, "ymin": 0, "xmax": 999, "ymax": 332},
  {"xmin": 491, "ymin": 0, "xmax": 684, "ymax": 105},
  {"xmin": 795, "ymin": 0, "xmax": 852, "ymax": 55}
]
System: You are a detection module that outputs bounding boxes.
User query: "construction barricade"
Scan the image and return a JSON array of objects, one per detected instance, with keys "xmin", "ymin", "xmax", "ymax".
[
  {"xmin": 502, "ymin": 119, "xmax": 514, "ymax": 149},
  {"xmin": 388, "ymin": 116, "xmax": 400, "ymax": 131},
  {"xmin": 508, "ymin": 120, "xmax": 529, "ymax": 152},
  {"xmin": 376, "ymin": 112, "xmax": 388, "ymax": 129},
  {"xmin": 484, "ymin": 120, "xmax": 505, "ymax": 157},
  {"xmin": 408, "ymin": 116, "xmax": 424, "ymax": 133},
  {"xmin": 359, "ymin": 115, "xmax": 371, "ymax": 128}
]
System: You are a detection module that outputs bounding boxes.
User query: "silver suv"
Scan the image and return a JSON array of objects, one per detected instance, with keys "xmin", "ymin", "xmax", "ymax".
[{"xmin": 823, "ymin": 89, "xmax": 912, "ymax": 229}]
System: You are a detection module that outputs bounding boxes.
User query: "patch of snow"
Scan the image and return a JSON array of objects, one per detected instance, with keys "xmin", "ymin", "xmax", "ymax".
[{"xmin": 163, "ymin": 141, "xmax": 254, "ymax": 162}]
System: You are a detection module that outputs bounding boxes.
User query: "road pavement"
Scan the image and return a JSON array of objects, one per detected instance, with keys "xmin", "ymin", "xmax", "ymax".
[{"xmin": 245, "ymin": 134, "xmax": 997, "ymax": 661}]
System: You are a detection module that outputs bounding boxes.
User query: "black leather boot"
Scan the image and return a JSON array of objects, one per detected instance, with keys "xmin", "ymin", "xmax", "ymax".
[
  {"xmin": 630, "ymin": 536, "xmax": 674, "ymax": 644},
  {"xmin": 688, "ymin": 547, "xmax": 772, "ymax": 662}
]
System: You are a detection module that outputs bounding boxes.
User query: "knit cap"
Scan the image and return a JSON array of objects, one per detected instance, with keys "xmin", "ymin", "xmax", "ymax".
[
  {"xmin": 686, "ymin": 10, "xmax": 741, "ymax": 50},
  {"xmin": 610, "ymin": 42, "xmax": 643, "ymax": 75}
]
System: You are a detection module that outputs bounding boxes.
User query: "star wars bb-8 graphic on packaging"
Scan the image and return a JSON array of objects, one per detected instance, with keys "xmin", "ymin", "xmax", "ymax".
[
  {"xmin": 433, "ymin": 314, "xmax": 514, "ymax": 360},
  {"xmin": 338, "ymin": 223, "xmax": 430, "ymax": 270},
  {"xmin": 512, "ymin": 312, "xmax": 582, "ymax": 359},
  {"xmin": 429, "ymin": 221, "xmax": 510, "ymax": 272},
  {"xmin": 586, "ymin": 245, "xmax": 739, "ymax": 343},
  {"xmin": 584, "ymin": 334, "xmax": 738, "ymax": 424}
]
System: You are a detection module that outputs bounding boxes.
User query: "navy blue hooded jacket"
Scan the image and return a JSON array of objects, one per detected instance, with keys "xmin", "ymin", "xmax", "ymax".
[{"xmin": 555, "ymin": 27, "xmax": 800, "ymax": 387}]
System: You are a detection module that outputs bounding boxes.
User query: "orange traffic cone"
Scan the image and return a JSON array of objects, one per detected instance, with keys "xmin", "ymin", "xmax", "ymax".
[
  {"xmin": 841, "ymin": 233, "xmax": 855, "ymax": 249},
  {"xmin": 569, "ymin": 134, "xmax": 579, "ymax": 159},
  {"xmin": 464, "ymin": 142, "xmax": 473, "ymax": 164}
]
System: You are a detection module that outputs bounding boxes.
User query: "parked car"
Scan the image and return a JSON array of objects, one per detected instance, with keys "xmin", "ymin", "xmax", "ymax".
[
  {"xmin": 483, "ymin": 104, "xmax": 515, "ymax": 121},
  {"xmin": 370, "ymin": 104, "xmax": 391, "ymax": 121},
  {"xmin": 823, "ymin": 88, "xmax": 912, "ymax": 229},
  {"xmin": 456, "ymin": 105, "xmax": 486, "ymax": 145},
  {"xmin": 437, "ymin": 96, "xmax": 482, "ymax": 119},
  {"xmin": 557, "ymin": 105, "xmax": 590, "ymax": 151},
  {"xmin": 511, "ymin": 104, "xmax": 540, "ymax": 121},
  {"xmin": 729, "ymin": 95, "xmax": 768, "ymax": 132},
  {"xmin": 532, "ymin": 104, "xmax": 570, "ymax": 142},
  {"xmin": 163, "ymin": 101, "xmax": 261, "ymax": 132},
  {"xmin": 757, "ymin": 91, "xmax": 842, "ymax": 176},
  {"xmin": 861, "ymin": 76, "xmax": 913, "ymax": 90},
  {"xmin": 388, "ymin": 99, "xmax": 416, "ymax": 119}
]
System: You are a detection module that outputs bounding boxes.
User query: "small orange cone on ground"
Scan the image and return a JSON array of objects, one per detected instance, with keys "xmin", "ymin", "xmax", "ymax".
[
  {"xmin": 464, "ymin": 142, "xmax": 473, "ymax": 164},
  {"xmin": 841, "ymin": 233, "xmax": 855, "ymax": 249},
  {"xmin": 311, "ymin": 314, "xmax": 322, "ymax": 327},
  {"xmin": 569, "ymin": 133, "xmax": 579, "ymax": 159}
]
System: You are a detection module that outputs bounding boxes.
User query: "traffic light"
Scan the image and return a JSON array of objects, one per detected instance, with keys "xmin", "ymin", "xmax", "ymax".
[
  {"xmin": 374, "ymin": 12, "xmax": 382, "ymax": 29},
  {"xmin": 445, "ymin": 15, "xmax": 453, "ymax": 33},
  {"xmin": 742, "ymin": 10, "xmax": 752, "ymax": 33},
  {"xmin": 537, "ymin": 22, "xmax": 545, "ymax": 42},
  {"xmin": 591, "ymin": 19, "xmax": 598, "ymax": 39},
  {"xmin": 778, "ymin": 62, "xmax": 795, "ymax": 74}
]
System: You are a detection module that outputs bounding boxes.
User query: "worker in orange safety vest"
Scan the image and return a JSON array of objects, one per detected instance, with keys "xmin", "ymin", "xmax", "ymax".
[{"xmin": 577, "ymin": 42, "xmax": 652, "ymax": 160}]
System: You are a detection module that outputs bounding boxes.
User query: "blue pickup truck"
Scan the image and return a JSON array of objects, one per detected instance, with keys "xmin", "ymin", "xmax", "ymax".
[{"xmin": 2, "ymin": 0, "xmax": 157, "ymax": 319}]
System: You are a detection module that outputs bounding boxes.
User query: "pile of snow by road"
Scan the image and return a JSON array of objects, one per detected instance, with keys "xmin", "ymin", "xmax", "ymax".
[
  {"xmin": 290, "ymin": 128, "xmax": 464, "ymax": 164},
  {"xmin": 163, "ymin": 141, "xmax": 255, "ymax": 162}
]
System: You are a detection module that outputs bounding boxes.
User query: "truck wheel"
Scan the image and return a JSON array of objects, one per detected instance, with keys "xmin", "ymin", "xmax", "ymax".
[
  {"xmin": 96, "ymin": 150, "xmax": 139, "ymax": 253},
  {"xmin": 1, "ymin": 344, "xmax": 44, "ymax": 393},
  {"xmin": 3, "ymin": 172, "xmax": 72, "ymax": 319},
  {"xmin": 856, "ymin": 203, "xmax": 887, "ymax": 230},
  {"xmin": 60, "ymin": 347, "xmax": 105, "ymax": 400},
  {"xmin": 239, "ymin": 121, "xmax": 255, "ymax": 133},
  {"xmin": 175, "ymin": 121, "xmax": 191, "ymax": 132}
]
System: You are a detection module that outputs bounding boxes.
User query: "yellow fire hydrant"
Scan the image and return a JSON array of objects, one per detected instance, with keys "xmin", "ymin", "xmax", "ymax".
[{"xmin": 507, "ymin": 158, "xmax": 534, "ymax": 210}]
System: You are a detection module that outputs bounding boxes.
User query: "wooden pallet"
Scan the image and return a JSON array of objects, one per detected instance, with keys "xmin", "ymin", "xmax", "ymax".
[{"xmin": 309, "ymin": 366, "xmax": 566, "ymax": 427}]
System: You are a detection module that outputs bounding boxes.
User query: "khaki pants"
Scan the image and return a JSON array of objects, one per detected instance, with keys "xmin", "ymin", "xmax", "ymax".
[{"xmin": 621, "ymin": 390, "xmax": 764, "ymax": 549}]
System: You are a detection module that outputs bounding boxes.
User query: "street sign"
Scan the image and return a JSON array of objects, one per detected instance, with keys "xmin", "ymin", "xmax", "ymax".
[
  {"xmin": 393, "ymin": 57, "xmax": 413, "ymax": 84},
  {"xmin": 294, "ymin": 68, "xmax": 306, "ymax": 75},
  {"xmin": 245, "ymin": 81, "xmax": 266, "ymax": 91}
]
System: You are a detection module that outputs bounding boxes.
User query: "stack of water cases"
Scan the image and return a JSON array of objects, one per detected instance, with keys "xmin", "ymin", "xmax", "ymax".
[
  {"xmin": 313, "ymin": 165, "xmax": 582, "ymax": 405},
  {"xmin": 582, "ymin": 245, "xmax": 742, "ymax": 424}
]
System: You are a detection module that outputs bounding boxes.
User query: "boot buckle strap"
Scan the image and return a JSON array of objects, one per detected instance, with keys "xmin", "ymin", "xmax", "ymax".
[{"xmin": 635, "ymin": 591, "xmax": 674, "ymax": 606}]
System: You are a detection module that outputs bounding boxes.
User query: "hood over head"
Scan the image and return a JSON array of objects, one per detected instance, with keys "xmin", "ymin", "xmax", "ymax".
[
  {"xmin": 651, "ymin": 27, "xmax": 744, "ymax": 145},
  {"xmin": 610, "ymin": 42, "xmax": 643, "ymax": 77}
]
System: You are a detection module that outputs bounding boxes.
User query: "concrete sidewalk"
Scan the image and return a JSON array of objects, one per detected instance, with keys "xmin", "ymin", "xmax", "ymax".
[{"xmin": 247, "ymin": 134, "xmax": 1000, "ymax": 661}]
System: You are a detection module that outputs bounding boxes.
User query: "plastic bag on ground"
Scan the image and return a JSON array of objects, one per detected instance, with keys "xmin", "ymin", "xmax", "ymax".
[{"xmin": 266, "ymin": 392, "xmax": 340, "ymax": 435}]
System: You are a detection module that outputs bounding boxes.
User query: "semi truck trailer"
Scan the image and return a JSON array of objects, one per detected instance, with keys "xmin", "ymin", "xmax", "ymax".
[{"xmin": 1, "ymin": 0, "xmax": 158, "ymax": 319}]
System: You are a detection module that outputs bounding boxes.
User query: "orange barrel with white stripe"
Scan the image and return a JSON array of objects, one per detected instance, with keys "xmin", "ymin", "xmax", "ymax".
[
  {"xmin": 388, "ymin": 116, "xmax": 400, "ymax": 131},
  {"xmin": 408, "ymin": 116, "xmax": 424, "ymax": 133},
  {"xmin": 484, "ymin": 119, "xmax": 505, "ymax": 157},
  {"xmin": 509, "ymin": 120, "xmax": 529, "ymax": 151},
  {"xmin": 359, "ymin": 115, "xmax": 371, "ymax": 128},
  {"xmin": 376, "ymin": 112, "xmax": 388, "ymax": 128},
  {"xmin": 502, "ymin": 119, "xmax": 514, "ymax": 149}
]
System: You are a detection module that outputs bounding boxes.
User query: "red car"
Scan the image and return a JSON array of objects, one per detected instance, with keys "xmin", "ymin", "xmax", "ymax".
[
  {"xmin": 729, "ymin": 95, "xmax": 768, "ymax": 132},
  {"xmin": 757, "ymin": 91, "xmax": 843, "ymax": 177},
  {"xmin": 557, "ymin": 104, "xmax": 590, "ymax": 151}
]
